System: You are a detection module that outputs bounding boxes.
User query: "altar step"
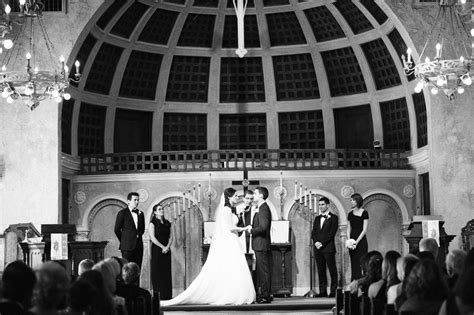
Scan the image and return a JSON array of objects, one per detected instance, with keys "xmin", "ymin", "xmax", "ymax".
[{"xmin": 160, "ymin": 296, "xmax": 335, "ymax": 315}]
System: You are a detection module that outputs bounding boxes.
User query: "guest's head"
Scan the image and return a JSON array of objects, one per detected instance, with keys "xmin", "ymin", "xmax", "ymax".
[
  {"xmin": 454, "ymin": 266, "xmax": 474, "ymax": 308},
  {"xmin": 122, "ymin": 262, "xmax": 141, "ymax": 285},
  {"xmin": 2, "ymin": 260, "xmax": 36, "ymax": 308},
  {"xmin": 78, "ymin": 269, "xmax": 115, "ymax": 315},
  {"xmin": 152, "ymin": 204, "xmax": 165, "ymax": 220},
  {"xmin": 418, "ymin": 238, "xmax": 439, "ymax": 259},
  {"xmin": 382, "ymin": 250, "xmax": 402, "ymax": 287},
  {"xmin": 224, "ymin": 187, "xmax": 238, "ymax": 208},
  {"xmin": 33, "ymin": 261, "xmax": 70, "ymax": 312},
  {"xmin": 350, "ymin": 193, "xmax": 363, "ymax": 209},
  {"xmin": 445, "ymin": 249, "xmax": 467, "ymax": 277},
  {"xmin": 360, "ymin": 250, "xmax": 382, "ymax": 278},
  {"xmin": 404, "ymin": 259, "xmax": 448, "ymax": 301},
  {"xmin": 254, "ymin": 186, "xmax": 269, "ymax": 201},
  {"xmin": 359, "ymin": 251, "xmax": 383, "ymax": 293},
  {"xmin": 68, "ymin": 277, "xmax": 100, "ymax": 314},
  {"xmin": 243, "ymin": 190, "xmax": 254, "ymax": 207},
  {"xmin": 78, "ymin": 258, "xmax": 94, "ymax": 276},
  {"xmin": 93, "ymin": 260, "xmax": 116, "ymax": 295},
  {"xmin": 396, "ymin": 254, "xmax": 419, "ymax": 282}
]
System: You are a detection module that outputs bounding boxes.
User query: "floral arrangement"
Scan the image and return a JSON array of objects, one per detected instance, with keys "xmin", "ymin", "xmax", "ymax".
[{"xmin": 345, "ymin": 238, "xmax": 356, "ymax": 250}]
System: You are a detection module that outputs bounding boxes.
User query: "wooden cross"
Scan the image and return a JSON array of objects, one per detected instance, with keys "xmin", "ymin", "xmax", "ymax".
[{"xmin": 232, "ymin": 170, "xmax": 260, "ymax": 193}]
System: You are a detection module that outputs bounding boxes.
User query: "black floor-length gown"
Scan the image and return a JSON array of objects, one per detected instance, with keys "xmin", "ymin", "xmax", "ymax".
[
  {"xmin": 348, "ymin": 210, "xmax": 369, "ymax": 280},
  {"xmin": 151, "ymin": 217, "xmax": 172, "ymax": 299}
]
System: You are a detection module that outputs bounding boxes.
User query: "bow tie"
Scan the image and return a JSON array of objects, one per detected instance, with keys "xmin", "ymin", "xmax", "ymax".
[
  {"xmin": 132, "ymin": 209, "xmax": 139, "ymax": 214},
  {"xmin": 321, "ymin": 214, "xmax": 328, "ymax": 219}
]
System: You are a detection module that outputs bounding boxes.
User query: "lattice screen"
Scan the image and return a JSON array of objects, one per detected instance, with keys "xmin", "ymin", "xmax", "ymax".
[
  {"xmin": 321, "ymin": 47, "xmax": 367, "ymax": 96},
  {"xmin": 61, "ymin": 99, "xmax": 74, "ymax": 155},
  {"xmin": 138, "ymin": 9, "xmax": 179, "ymax": 45},
  {"xmin": 359, "ymin": 0, "xmax": 388, "ymax": 25},
  {"xmin": 177, "ymin": 14, "xmax": 216, "ymax": 48},
  {"xmin": 110, "ymin": 2, "xmax": 149, "ymax": 38},
  {"xmin": 70, "ymin": 34, "xmax": 97, "ymax": 87},
  {"xmin": 304, "ymin": 6, "xmax": 345, "ymax": 42},
  {"xmin": 84, "ymin": 43, "xmax": 124, "ymax": 95},
  {"xmin": 163, "ymin": 113, "xmax": 207, "ymax": 151},
  {"xmin": 334, "ymin": 0, "xmax": 373, "ymax": 35},
  {"xmin": 412, "ymin": 93, "xmax": 428, "ymax": 148},
  {"xmin": 220, "ymin": 57, "xmax": 265, "ymax": 103},
  {"xmin": 78, "ymin": 103, "xmax": 106, "ymax": 155},
  {"xmin": 380, "ymin": 98, "xmax": 411, "ymax": 151},
  {"xmin": 96, "ymin": 0, "xmax": 126, "ymax": 30},
  {"xmin": 279, "ymin": 110, "xmax": 325, "ymax": 149},
  {"xmin": 220, "ymin": 114, "xmax": 267, "ymax": 149},
  {"xmin": 273, "ymin": 53, "xmax": 320, "ymax": 101},
  {"xmin": 166, "ymin": 56, "xmax": 211, "ymax": 102},
  {"xmin": 222, "ymin": 15, "xmax": 261, "ymax": 49},
  {"xmin": 266, "ymin": 12, "xmax": 307, "ymax": 46}
]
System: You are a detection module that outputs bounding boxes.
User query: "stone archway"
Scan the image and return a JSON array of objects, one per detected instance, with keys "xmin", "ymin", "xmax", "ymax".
[
  {"xmin": 363, "ymin": 194, "xmax": 404, "ymax": 255},
  {"xmin": 87, "ymin": 198, "xmax": 127, "ymax": 259}
]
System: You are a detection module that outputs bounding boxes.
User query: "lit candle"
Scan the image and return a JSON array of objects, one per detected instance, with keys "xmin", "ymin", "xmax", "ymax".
[
  {"xmin": 309, "ymin": 191, "xmax": 312, "ymax": 210},
  {"xmin": 74, "ymin": 60, "xmax": 80, "ymax": 74},
  {"xmin": 193, "ymin": 186, "xmax": 196, "ymax": 203},
  {"xmin": 173, "ymin": 206, "xmax": 177, "ymax": 220},
  {"xmin": 26, "ymin": 52, "xmax": 31, "ymax": 69},
  {"xmin": 435, "ymin": 43, "xmax": 441, "ymax": 59},
  {"xmin": 314, "ymin": 195, "xmax": 318, "ymax": 214},
  {"xmin": 182, "ymin": 192, "xmax": 185, "ymax": 213},
  {"xmin": 5, "ymin": 5, "xmax": 10, "ymax": 22},
  {"xmin": 198, "ymin": 183, "xmax": 201, "ymax": 203},
  {"xmin": 188, "ymin": 190, "xmax": 191, "ymax": 209},
  {"xmin": 294, "ymin": 181, "xmax": 298, "ymax": 200},
  {"xmin": 173, "ymin": 202, "xmax": 177, "ymax": 217},
  {"xmin": 406, "ymin": 48, "xmax": 411, "ymax": 63},
  {"xmin": 59, "ymin": 55, "xmax": 65, "ymax": 69}
]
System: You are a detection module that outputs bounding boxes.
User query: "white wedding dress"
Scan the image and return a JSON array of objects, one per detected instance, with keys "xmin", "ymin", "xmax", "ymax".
[{"xmin": 161, "ymin": 197, "xmax": 256, "ymax": 306}]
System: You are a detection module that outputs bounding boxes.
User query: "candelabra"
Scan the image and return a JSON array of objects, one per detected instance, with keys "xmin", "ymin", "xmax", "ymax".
[
  {"xmin": 294, "ymin": 182, "xmax": 319, "ymax": 298},
  {"xmin": 401, "ymin": 0, "xmax": 473, "ymax": 100}
]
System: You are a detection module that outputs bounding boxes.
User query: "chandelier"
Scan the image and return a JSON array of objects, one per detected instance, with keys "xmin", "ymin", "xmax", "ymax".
[
  {"xmin": 402, "ymin": 0, "xmax": 473, "ymax": 100},
  {"xmin": 0, "ymin": 0, "xmax": 80, "ymax": 110}
]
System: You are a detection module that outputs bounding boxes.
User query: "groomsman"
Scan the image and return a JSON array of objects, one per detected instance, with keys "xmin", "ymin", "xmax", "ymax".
[
  {"xmin": 114, "ymin": 192, "xmax": 145, "ymax": 268},
  {"xmin": 249, "ymin": 186, "xmax": 273, "ymax": 304},
  {"xmin": 311, "ymin": 197, "xmax": 338, "ymax": 297},
  {"xmin": 237, "ymin": 190, "xmax": 254, "ymax": 253}
]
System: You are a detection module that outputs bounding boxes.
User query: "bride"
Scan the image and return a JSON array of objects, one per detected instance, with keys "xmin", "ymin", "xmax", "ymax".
[{"xmin": 161, "ymin": 187, "xmax": 256, "ymax": 305}]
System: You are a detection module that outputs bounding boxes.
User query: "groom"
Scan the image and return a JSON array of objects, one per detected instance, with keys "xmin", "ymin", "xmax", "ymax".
[{"xmin": 249, "ymin": 186, "xmax": 273, "ymax": 304}]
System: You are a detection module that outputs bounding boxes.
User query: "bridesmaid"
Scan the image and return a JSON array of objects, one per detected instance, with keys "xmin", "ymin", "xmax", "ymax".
[
  {"xmin": 149, "ymin": 204, "xmax": 174, "ymax": 299},
  {"xmin": 346, "ymin": 193, "xmax": 369, "ymax": 281}
]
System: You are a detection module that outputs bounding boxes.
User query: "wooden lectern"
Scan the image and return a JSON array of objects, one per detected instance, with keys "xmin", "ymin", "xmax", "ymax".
[{"xmin": 403, "ymin": 215, "xmax": 455, "ymax": 267}]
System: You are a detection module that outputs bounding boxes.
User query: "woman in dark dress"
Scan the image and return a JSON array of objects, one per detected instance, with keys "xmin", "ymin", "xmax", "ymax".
[
  {"xmin": 149, "ymin": 204, "xmax": 174, "ymax": 299},
  {"xmin": 346, "ymin": 193, "xmax": 369, "ymax": 281}
]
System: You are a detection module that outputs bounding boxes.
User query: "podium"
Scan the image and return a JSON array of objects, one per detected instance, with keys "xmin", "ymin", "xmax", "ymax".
[{"xmin": 403, "ymin": 216, "xmax": 455, "ymax": 267}]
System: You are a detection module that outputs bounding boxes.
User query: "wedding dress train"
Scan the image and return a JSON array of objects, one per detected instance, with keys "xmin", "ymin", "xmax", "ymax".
[{"xmin": 161, "ymin": 199, "xmax": 256, "ymax": 306}]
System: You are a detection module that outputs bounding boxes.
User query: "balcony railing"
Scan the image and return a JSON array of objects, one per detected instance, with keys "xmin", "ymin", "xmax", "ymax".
[{"xmin": 79, "ymin": 149, "xmax": 409, "ymax": 175}]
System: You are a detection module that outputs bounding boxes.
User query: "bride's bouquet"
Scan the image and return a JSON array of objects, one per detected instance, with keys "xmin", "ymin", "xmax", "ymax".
[{"xmin": 345, "ymin": 239, "xmax": 357, "ymax": 250}]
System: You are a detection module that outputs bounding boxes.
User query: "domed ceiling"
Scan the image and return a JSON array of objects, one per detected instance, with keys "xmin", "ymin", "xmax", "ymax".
[{"xmin": 62, "ymin": 0, "xmax": 428, "ymax": 156}]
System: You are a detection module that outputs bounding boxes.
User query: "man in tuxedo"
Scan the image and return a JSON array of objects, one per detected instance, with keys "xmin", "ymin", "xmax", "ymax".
[
  {"xmin": 249, "ymin": 186, "xmax": 273, "ymax": 304},
  {"xmin": 237, "ymin": 190, "xmax": 254, "ymax": 254},
  {"xmin": 311, "ymin": 197, "xmax": 338, "ymax": 297},
  {"xmin": 114, "ymin": 192, "xmax": 145, "ymax": 268}
]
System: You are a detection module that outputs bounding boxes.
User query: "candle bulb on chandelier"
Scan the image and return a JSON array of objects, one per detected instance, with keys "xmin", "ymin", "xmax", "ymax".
[
  {"xmin": 26, "ymin": 52, "xmax": 31, "ymax": 70},
  {"xmin": 74, "ymin": 60, "xmax": 80, "ymax": 76},
  {"xmin": 5, "ymin": 4, "xmax": 10, "ymax": 22},
  {"xmin": 59, "ymin": 55, "xmax": 65, "ymax": 70},
  {"xmin": 198, "ymin": 183, "xmax": 201, "ymax": 203},
  {"xmin": 406, "ymin": 48, "xmax": 412, "ymax": 63}
]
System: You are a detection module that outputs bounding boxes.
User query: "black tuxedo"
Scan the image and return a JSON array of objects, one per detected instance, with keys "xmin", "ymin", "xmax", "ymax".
[
  {"xmin": 251, "ymin": 201, "xmax": 272, "ymax": 300},
  {"xmin": 311, "ymin": 212, "xmax": 339, "ymax": 295},
  {"xmin": 114, "ymin": 207, "xmax": 145, "ymax": 267}
]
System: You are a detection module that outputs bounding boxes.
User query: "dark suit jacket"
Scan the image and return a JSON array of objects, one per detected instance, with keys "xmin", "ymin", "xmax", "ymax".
[
  {"xmin": 114, "ymin": 207, "xmax": 145, "ymax": 251},
  {"xmin": 116, "ymin": 283, "xmax": 152, "ymax": 315},
  {"xmin": 237, "ymin": 206, "xmax": 252, "ymax": 251},
  {"xmin": 311, "ymin": 213, "xmax": 338, "ymax": 253},
  {"xmin": 251, "ymin": 201, "xmax": 272, "ymax": 251}
]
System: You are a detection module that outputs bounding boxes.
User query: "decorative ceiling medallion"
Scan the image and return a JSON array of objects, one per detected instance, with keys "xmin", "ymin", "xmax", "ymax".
[{"xmin": 341, "ymin": 185, "xmax": 354, "ymax": 199}]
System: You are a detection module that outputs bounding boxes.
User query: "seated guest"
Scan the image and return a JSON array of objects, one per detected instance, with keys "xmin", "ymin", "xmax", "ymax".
[
  {"xmin": 368, "ymin": 250, "xmax": 401, "ymax": 302},
  {"xmin": 438, "ymin": 266, "xmax": 474, "ymax": 315},
  {"xmin": 30, "ymin": 261, "xmax": 70, "ymax": 315},
  {"xmin": 346, "ymin": 251, "xmax": 381, "ymax": 295},
  {"xmin": 78, "ymin": 270, "xmax": 116, "ymax": 315},
  {"xmin": 67, "ymin": 278, "xmax": 100, "ymax": 315},
  {"xmin": 78, "ymin": 259, "xmax": 94, "ymax": 276},
  {"xmin": 418, "ymin": 238, "xmax": 439, "ymax": 259},
  {"xmin": 445, "ymin": 250, "xmax": 467, "ymax": 290},
  {"xmin": 0, "ymin": 260, "xmax": 36, "ymax": 315},
  {"xmin": 93, "ymin": 260, "xmax": 127, "ymax": 315},
  {"xmin": 116, "ymin": 262, "xmax": 151, "ymax": 315},
  {"xmin": 358, "ymin": 252, "xmax": 383, "ymax": 297},
  {"xmin": 387, "ymin": 254, "xmax": 418, "ymax": 306},
  {"xmin": 398, "ymin": 259, "xmax": 448, "ymax": 315}
]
